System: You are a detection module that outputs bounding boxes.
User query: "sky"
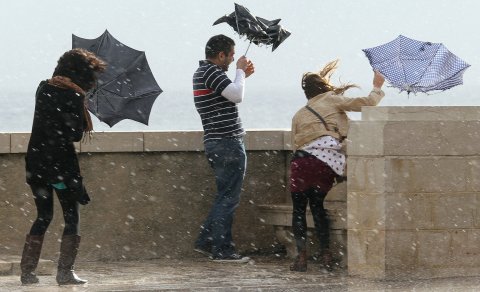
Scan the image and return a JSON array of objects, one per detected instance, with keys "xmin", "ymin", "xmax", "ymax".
[{"xmin": 0, "ymin": 0, "xmax": 479, "ymax": 131}]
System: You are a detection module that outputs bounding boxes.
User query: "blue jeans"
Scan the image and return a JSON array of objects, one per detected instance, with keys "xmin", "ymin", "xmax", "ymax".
[{"xmin": 195, "ymin": 137, "xmax": 246, "ymax": 257}]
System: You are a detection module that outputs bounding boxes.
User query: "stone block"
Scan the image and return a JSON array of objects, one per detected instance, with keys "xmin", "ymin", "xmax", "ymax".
[
  {"xmin": 0, "ymin": 133, "xmax": 10, "ymax": 153},
  {"xmin": 384, "ymin": 193, "xmax": 433, "ymax": 230},
  {"xmin": 10, "ymin": 133, "xmax": 30, "ymax": 153},
  {"xmin": 451, "ymin": 229, "xmax": 480, "ymax": 266},
  {"xmin": 386, "ymin": 158, "xmax": 468, "ymax": 193},
  {"xmin": 383, "ymin": 121, "xmax": 480, "ymax": 156},
  {"xmin": 467, "ymin": 159, "xmax": 480, "ymax": 192},
  {"xmin": 143, "ymin": 131, "xmax": 203, "ymax": 152},
  {"xmin": 347, "ymin": 229, "xmax": 385, "ymax": 279},
  {"xmin": 257, "ymin": 204, "xmax": 314, "ymax": 226},
  {"xmin": 326, "ymin": 181, "xmax": 347, "ymax": 202},
  {"xmin": 80, "ymin": 132, "xmax": 144, "ymax": 152},
  {"xmin": 347, "ymin": 121, "xmax": 385, "ymax": 156},
  {"xmin": 431, "ymin": 193, "xmax": 476, "ymax": 229},
  {"xmin": 416, "ymin": 231, "xmax": 451, "ymax": 267},
  {"xmin": 347, "ymin": 192, "xmax": 385, "ymax": 230},
  {"xmin": 385, "ymin": 230, "xmax": 417, "ymax": 273},
  {"xmin": 283, "ymin": 131, "xmax": 292, "ymax": 151},
  {"xmin": 476, "ymin": 193, "xmax": 480, "ymax": 227},
  {"xmin": 245, "ymin": 130, "xmax": 285, "ymax": 150},
  {"xmin": 347, "ymin": 158, "xmax": 387, "ymax": 193},
  {"xmin": 325, "ymin": 201, "xmax": 347, "ymax": 230},
  {"xmin": 0, "ymin": 260, "xmax": 12, "ymax": 275},
  {"xmin": 362, "ymin": 106, "xmax": 480, "ymax": 122}
]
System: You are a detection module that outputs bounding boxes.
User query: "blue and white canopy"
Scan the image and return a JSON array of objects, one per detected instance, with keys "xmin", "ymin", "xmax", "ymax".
[{"xmin": 363, "ymin": 35, "xmax": 470, "ymax": 94}]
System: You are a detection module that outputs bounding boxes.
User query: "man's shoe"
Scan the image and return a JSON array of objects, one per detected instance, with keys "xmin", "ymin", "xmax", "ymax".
[
  {"xmin": 194, "ymin": 245, "xmax": 212, "ymax": 257},
  {"xmin": 211, "ymin": 253, "xmax": 250, "ymax": 263}
]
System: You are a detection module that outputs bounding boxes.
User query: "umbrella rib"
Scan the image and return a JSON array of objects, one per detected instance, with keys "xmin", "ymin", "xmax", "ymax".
[{"xmin": 96, "ymin": 52, "xmax": 153, "ymax": 95}]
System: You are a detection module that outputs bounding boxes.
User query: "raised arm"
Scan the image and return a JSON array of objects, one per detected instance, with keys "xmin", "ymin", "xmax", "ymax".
[{"xmin": 337, "ymin": 71, "xmax": 385, "ymax": 112}]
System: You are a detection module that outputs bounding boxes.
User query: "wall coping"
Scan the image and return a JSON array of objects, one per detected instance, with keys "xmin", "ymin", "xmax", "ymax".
[
  {"xmin": 5, "ymin": 106, "xmax": 479, "ymax": 154},
  {"xmin": 0, "ymin": 129, "xmax": 291, "ymax": 154},
  {"xmin": 362, "ymin": 106, "xmax": 480, "ymax": 121}
]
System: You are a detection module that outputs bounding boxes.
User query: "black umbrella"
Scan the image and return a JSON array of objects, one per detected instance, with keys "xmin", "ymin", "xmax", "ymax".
[
  {"xmin": 213, "ymin": 3, "xmax": 291, "ymax": 54},
  {"xmin": 72, "ymin": 30, "xmax": 162, "ymax": 127}
]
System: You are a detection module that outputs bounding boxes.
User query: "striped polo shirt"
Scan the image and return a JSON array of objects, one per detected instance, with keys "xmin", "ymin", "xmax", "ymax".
[{"xmin": 193, "ymin": 60, "xmax": 245, "ymax": 142}]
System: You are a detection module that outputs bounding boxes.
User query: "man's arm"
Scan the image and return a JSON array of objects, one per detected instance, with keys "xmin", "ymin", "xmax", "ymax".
[
  {"xmin": 221, "ymin": 69, "xmax": 245, "ymax": 103},
  {"xmin": 221, "ymin": 56, "xmax": 254, "ymax": 103}
]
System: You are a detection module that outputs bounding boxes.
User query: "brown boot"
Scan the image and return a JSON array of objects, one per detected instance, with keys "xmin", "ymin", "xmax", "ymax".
[
  {"xmin": 20, "ymin": 234, "xmax": 44, "ymax": 285},
  {"xmin": 289, "ymin": 249, "xmax": 307, "ymax": 272},
  {"xmin": 56, "ymin": 235, "xmax": 87, "ymax": 285},
  {"xmin": 321, "ymin": 249, "xmax": 334, "ymax": 271}
]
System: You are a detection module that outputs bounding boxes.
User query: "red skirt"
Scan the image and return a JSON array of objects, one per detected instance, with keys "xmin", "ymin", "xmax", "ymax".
[{"xmin": 290, "ymin": 156, "xmax": 337, "ymax": 193}]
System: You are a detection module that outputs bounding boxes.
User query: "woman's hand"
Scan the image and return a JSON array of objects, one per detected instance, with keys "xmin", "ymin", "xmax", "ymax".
[{"xmin": 373, "ymin": 71, "xmax": 385, "ymax": 88}]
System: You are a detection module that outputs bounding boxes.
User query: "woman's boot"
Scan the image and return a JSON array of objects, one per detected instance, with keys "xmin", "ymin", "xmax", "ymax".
[
  {"xmin": 321, "ymin": 248, "xmax": 334, "ymax": 271},
  {"xmin": 56, "ymin": 235, "xmax": 87, "ymax": 285},
  {"xmin": 20, "ymin": 234, "xmax": 44, "ymax": 284},
  {"xmin": 289, "ymin": 249, "xmax": 307, "ymax": 272}
]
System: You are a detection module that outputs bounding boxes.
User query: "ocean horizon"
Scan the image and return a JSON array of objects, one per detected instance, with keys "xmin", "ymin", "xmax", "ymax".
[
  {"xmin": 1, "ymin": 89, "xmax": 305, "ymax": 133},
  {"xmin": 4, "ymin": 83, "xmax": 480, "ymax": 133}
]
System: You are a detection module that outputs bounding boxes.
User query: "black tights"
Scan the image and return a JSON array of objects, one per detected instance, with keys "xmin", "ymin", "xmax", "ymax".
[
  {"xmin": 29, "ymin": 184, "xmax": 80, "ymax": 236},
  {"xmin": 291, "ymin": 188, "xmax": 329, "ymax": 251}
]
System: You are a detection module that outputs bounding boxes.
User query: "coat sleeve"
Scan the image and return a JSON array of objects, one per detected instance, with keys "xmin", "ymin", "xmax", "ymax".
[
  {"xmin": 291, "ymin": 114, "xmax": 298, "ymax": 152},
  {"xmin": 335, "ymin": 89, "xmax": 385, "ymax": 112},
  {"xmin": 60, "ymin": 92, "xmax": 85, "ymax": 142}
]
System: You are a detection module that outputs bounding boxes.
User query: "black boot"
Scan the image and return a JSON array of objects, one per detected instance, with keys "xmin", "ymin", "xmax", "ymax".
[
  {"xmin": 56, "ymin": 235, "xmax": 87, "ymax": 285},
  {"xmin": 20, "ymin": 234, "xmax": 44, "ymax": 284}
]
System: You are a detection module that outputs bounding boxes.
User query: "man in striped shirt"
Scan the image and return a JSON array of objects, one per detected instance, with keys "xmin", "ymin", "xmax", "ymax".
[{"xmin": 193, "ymin": 34, "xmax": 254, "ymax": 263}]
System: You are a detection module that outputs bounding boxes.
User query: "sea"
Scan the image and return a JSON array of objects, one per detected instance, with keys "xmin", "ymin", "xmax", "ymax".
[{"xmin": 1, "ymin": 89, "xmax": 308, "ymax": 133}]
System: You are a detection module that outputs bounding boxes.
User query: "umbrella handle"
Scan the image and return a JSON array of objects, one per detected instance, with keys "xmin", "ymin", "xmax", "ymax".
[{"xmin": 244, "ymin": 41, "xmax": 252, "ymax": 56}]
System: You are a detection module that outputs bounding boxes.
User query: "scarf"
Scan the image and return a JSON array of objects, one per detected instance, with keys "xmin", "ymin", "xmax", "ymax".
[{"xmin": 47, "ymin": 76, "xmax": 93, "ymax": 137}]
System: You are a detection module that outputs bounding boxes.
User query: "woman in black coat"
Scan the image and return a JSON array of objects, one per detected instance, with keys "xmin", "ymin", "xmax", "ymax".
[{"xmin": 20, "ymin": 49, "xmax": 106, "ymax": 285}]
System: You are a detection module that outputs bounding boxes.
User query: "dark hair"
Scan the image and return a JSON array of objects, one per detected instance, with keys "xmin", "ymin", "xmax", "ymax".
[
  {"xmin": 205, "ymin": 34, "xmax": 235, "ymax": 59},
  {"xmin": 53, "ymin": 48, "xmax": 107, "ymax": 91}
]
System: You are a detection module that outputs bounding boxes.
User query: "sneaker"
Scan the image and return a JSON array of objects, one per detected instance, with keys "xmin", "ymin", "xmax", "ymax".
[
  {"xmin": 211, "ymin": 253, "xmax": 251, "ymax": 263},
  {"xmin": 194, "ymin": 245, "xmax": 212, "ymax": 257}
]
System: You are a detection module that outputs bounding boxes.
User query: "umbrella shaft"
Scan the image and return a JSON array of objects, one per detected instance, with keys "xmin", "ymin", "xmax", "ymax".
[{"xmin": 244, "ymin": 41, "xmax": 252, "ymax": 56}]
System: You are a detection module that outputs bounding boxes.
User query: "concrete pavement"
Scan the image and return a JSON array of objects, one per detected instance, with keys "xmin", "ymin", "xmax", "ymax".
[{"xmin": 1, "ymin": 256, "xmax": 480, "ymax": 291}]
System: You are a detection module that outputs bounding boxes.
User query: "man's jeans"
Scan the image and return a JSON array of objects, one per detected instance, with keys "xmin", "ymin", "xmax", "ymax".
[{"xmin": 195, "ymin": 137, "xmax": 246, "ymax": 257}]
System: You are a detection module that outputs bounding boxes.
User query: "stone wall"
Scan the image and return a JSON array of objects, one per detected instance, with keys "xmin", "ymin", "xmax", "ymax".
[
  {"xmin": 0, "ymin": 130, "xmax": 291, "ymax": 262},
  {"xmin": 4, "ymin": 106, "xmax": 478, "ymax": 280},
  {"xmin": 347, "ymin": 106, "xmax": 480, "ymax": 279}
]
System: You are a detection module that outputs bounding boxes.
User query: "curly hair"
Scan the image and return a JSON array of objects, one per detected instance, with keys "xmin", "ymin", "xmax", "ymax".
[
  {"xmin": 52, "ymin": 48, "xmax": 107, "ymax": 92},
  {"xmin": 302, "ymin": 59, "xmax": 359, "ymax": 99}
]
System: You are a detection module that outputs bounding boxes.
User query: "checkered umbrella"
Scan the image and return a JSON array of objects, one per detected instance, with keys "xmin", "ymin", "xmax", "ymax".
[{"xmin": 363, "ymin": 35, "xmax": 470, "ymax": 94}]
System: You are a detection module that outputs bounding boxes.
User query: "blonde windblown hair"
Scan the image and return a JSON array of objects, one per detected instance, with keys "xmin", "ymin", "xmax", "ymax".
[{"xmin": 301, "ymin": 59, "xmax": 359, "ymax": 99}]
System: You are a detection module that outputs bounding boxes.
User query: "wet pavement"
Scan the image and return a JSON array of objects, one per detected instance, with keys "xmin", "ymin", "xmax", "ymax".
[{"xmin": 1, "ymin": 256, "xmax": 480, "ymax": 291}]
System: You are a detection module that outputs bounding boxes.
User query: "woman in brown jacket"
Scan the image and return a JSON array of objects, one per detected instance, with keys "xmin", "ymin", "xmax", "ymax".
[{"xmin": 289, "ymin": 60, "xmax": 385, "ymax": 272}]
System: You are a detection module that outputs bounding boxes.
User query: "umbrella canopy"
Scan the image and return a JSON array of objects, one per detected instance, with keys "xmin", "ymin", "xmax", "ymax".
[
  {"xmin": 363, "ymin": 35, "xmax": 470, "ymax": 94},
  {"xmin": 72, "ymin": 30, "xmax": 162, "ymax": 127},
  {"xmin": 213, "ymin": 3, "xmax": 291, "ymax": 52}
]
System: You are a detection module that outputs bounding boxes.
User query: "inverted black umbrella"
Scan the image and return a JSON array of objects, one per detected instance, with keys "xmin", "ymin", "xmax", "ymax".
[
  {"xmin": 363, "ymin": 35, "xmax": 470, "ymax": 94},
  {"xmin": 213, "ymin": 3, "xmax": 291, "ymax": 54},
  {"xmin": 72, "ymin": 30, "xmax": 162, "ymax": 127}
]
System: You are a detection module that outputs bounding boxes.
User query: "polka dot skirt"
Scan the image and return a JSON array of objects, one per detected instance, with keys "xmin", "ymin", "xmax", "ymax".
[{"xmin": 300, "ymin": 136, "xmax": 345, "ymax": 176}]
